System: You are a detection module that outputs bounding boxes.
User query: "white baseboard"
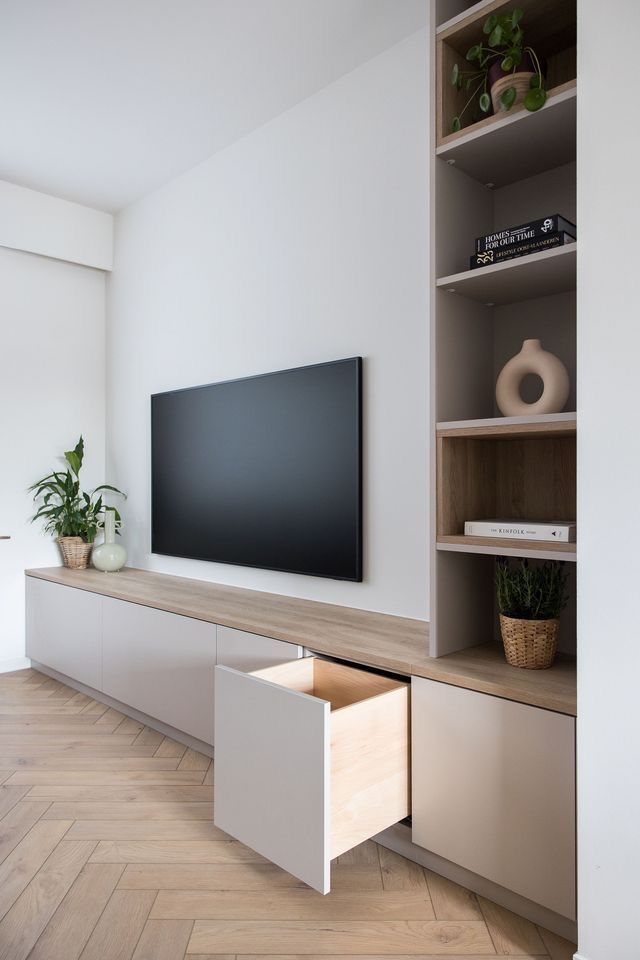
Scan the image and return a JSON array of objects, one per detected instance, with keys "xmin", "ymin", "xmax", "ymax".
[{"xmin": 0, "ymin": 656, "xmax": 31, "ymax": 674}]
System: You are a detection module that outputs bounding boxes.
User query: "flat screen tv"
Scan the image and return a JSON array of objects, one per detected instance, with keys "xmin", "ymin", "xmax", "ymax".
[{"xmin": 151, "ymin": 357, "xmax": 362, "ymax": 581}]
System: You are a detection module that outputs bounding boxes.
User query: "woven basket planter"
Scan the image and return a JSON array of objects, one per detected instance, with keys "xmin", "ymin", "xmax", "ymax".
[
  {"xmin": 499, "ymin": 614, "xmax": 559, "ymax": 670},
  {"xmin": 57, "ymin": 537, "xmax": 93, "ymax": 570},
  {"xmin": 490, "ymin": 71, "xmax": 535, "ymax": 114}
]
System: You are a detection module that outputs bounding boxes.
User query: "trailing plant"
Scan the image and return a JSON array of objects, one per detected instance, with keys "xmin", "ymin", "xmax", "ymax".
[
  {"xmin": 496, "ymin": 558, "xmax": 569, "ymax": 621},
  {"xmin": 451, "ymin": 8, "xmax": 546, "ymax": 132},
  {"xmin": 29, "ymin": 437, "xmax": 126, "ymax": 544}
]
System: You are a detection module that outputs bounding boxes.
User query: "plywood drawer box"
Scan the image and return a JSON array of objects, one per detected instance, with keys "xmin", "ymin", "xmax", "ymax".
[{"xmin": 214, "ymin": 656, "xmax": 410, "ymax": 893}]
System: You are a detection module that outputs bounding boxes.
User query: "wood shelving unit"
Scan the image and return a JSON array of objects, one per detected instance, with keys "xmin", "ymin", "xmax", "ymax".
[{"xmin": 430, "ymin": 0, "xmax": 578, "ymax": 695}]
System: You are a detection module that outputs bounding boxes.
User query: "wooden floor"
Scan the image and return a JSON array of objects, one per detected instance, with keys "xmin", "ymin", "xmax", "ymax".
[{"xmin": 0, "ymin": 668, "xmax": 577, "ymax": 960}]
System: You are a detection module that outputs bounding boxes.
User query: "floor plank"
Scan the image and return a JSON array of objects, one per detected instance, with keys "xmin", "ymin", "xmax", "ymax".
[
  {"xmin": 425, "ymin": 871, "xmax": 484, "ymax": 921},
  {"xmin": 26, "ymin": 784, "xmax": 214, "ymax": 802},
  {"xmin": 131, "ymin": 918, "xmax": 194, "ymax": 960},
  {"xmin": 0, "ymin": 783, "xmax": 30, "ymax": 818},
  {"xmin": 152, "ymin": 888, "xmax": 437, "ymax": 920},
  {"xmin": 187, "ymin": 919, "xmax": 497, "ymax": 954},
  {"xmin": 177, "ymin": 748, "xmax": 210, "ymax": 771},
  {"xmin": 42, "ymin": 801, "xmax": 214, "ymax": 820},
  {"xmin": 478, "ymin": 897, "xmax": 547, "ymax": 955},
  {"xmin": 28, "ymin": 863, "xmax": 125, "ymax": 960},
  {"xmin": 90, "ymin": 839, "xmax": 267, "ymax": 863},
  {"xmin": 119, "ymin": 862, "xmax": 309, "ymax": 891},
  {"xmin": 0, "ymin": 819, "xmax": 72, "ymax": 921},
  {"xmin": 6, "ymin": 769, "xmax": 206, "ymax": 785},
  {"xmin": 66, "ymin": 819, "xmax": 231, "ymax": 841},
  {"xmin": 0, "ymin": 800, "xmax": 51, "ymax": 864},
  {"xmin": 378, "ymin": 846, "xmax": 429, "ymax": 891},
  {"xmin": 0, "ymin": 839, "xmax": 95, "ymax": 960},
  {"xmin": 538, "ymin": 925, "xmax": 577, "ymax": 960},
  {"xmin": 154, "ymin": 737, "xmax": 187, "ymax": 758},
  {"xmin": 78, "ymin": 889, "xmax": 156, "ymax": 960}
]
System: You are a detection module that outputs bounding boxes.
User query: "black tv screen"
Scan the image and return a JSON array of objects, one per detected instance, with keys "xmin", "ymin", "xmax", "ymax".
[{"xmin": 151, "ymin": 358, "xmax": 362, "ymax": 581}]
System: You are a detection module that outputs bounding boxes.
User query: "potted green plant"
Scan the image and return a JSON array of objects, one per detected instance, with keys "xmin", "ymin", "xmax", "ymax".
[
  {"xmin": 29, "ymin": 437, "xmax": 126, "ymax": 570},
  {"xmin": 450, "ymin": 8, "xmax": 546, "ymax": 132},
  {"xmin": 495, "ymin": 558, "xmax": 569, "ymax": 669}
]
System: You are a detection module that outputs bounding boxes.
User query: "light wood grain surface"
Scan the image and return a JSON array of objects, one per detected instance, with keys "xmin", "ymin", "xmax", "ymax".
[{"xmin": 25, "ymin": 567, "xmax": 576, "ymax": 714}]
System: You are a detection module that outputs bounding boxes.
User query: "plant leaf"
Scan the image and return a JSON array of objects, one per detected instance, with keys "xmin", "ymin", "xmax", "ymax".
[
  {"xmin": 524, "ymin": 86, "xmax": 547, "ymax": 111},
  {"xmin": 529, "ymin": 73, "xmax": 542, "ymax": 88},
  {"xmin": 451, "ymin": 62, "xmax": 459, "ymax": 85},
  {"xmin": 451, "ymin": 116, "xmax": 461, "ymax": 132},
  {"xmin": 466, "ymin": 44, "xmax": 481, "ymax": 61},
  {"xmin": 512, "ymin": 7, "xmax": 524, "ymax": 26},
  {"xmin": 479, "ymin": 92, "xmax": 491, "ymax": 113},
  {"xmin": 483, "ymin": 12, "xmax": 497, "ymax": 34},
  {"xmin": 500, "ymin": 86, "xmax": 517, "ymax": 110},
  {"xmin": 501, "ymin": 55, "xmax": 513, "ymax": 71},
  {"xmin": 488, "ymin": 24, "xmax": 503, "ymax": 47}
]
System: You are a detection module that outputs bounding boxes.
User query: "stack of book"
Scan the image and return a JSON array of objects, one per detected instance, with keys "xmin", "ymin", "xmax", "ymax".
[
  {"xmin": 470, "ymin": 214, "xmax": 576, "ymax": 270},
  {"xmin": 464, "ymin": 519, "xmax": 576, "ymax": 543}
]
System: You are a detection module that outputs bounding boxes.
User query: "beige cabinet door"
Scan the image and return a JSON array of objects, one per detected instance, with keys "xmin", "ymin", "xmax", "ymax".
[
  {"xmin": 26, "ymin": 577, "xmax": 102, "ymax": 689},
  {"xmin": 102, "ymin": 597, "xmax": 216, "ymax": 744},
  {"xmin": 216, "ymin": 625, "xmax": 302, "ymax": 671},
  {"xmin": 411, "ymin": 676, "xmax": 576, "ymax": 919}
]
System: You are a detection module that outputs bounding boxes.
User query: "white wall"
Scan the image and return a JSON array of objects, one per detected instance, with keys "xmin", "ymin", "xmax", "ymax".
[
  {"xmin": 107, "ymin": 29, "xmax": 428, "ymax": 619},
  {"xmin": 576, "ymin": 2, "xmax": 640, "ymax": 958},
  {"xmin": 0, "ymin": 248, "xmax": 106, "ymax": 668}
]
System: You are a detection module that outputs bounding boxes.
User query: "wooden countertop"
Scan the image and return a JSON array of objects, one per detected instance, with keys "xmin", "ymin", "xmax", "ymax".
[{"xmin": 25, "ymin": 566, "xmax": 576, "ymax": 716}]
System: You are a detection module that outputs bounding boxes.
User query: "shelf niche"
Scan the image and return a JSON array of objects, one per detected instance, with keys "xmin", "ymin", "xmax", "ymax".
[{"xmin": 436, "ymin": 0, "xmax": 577, "ymax": 146}]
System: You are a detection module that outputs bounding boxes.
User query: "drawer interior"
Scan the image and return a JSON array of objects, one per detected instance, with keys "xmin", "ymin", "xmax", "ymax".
[{"xmin": 252, "ymin": 656, "xmax": 407, "ymax": 710}]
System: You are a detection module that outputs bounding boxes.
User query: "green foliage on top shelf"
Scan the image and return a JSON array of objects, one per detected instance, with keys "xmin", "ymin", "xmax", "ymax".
[
  {"xmin": 450, "ymin": 8, "xmax": 547, "ymax": 133},
  {"xmin": 496, "ymin": 558, "xmax": 569, "ymax": 620},
  {"xmin": 29, "ymin": 436, "xmax": 126, "ymax": 544}
]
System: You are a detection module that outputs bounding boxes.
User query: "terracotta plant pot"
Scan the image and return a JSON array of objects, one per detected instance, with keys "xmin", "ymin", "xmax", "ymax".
[
  {"xmin": 499, "ymin": 614, "xmax": 559, "ymax": 670},
  {"xmin": 57, "ymin": 536, "xmax": 93, "ymax": 570}
]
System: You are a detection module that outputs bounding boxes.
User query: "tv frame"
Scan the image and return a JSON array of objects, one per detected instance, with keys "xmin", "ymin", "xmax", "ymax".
[{"xmin": 150, "ymin": 357, "xmax": 363, "ymax": 582}]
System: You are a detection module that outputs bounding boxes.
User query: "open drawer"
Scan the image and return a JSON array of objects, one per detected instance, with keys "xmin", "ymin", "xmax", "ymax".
[{"xmin": 214, "ymin": 656, "xmax": 410, "ymax": 893}]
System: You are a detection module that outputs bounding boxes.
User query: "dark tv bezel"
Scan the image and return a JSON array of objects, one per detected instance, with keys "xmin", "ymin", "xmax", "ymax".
[{"xmin": 150, "ymin": 357, "xmax": 363, "ymax": 582}]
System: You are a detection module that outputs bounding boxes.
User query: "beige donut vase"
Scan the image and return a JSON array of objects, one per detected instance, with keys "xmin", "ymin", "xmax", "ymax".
[{"xmin": 496, "ymin": 339, "xmax": 570, "ymax": 417}]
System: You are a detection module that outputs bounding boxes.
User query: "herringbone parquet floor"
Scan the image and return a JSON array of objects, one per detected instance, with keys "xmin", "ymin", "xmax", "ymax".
[{"xmin": 0, "ymin": 667, "xmax": 577, "ymax": 959}]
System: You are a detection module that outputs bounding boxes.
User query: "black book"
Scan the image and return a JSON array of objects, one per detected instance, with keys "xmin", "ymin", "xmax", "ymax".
[
  {"xmin": 476, "ymin": 214, "xmax": 576, "ymax": 253},
  {"xmin": 470, "ymin": 231, "xmax": 575, "ymax": 270}
]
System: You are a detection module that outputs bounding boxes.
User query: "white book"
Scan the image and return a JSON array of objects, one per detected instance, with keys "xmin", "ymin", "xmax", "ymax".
[{"xmin": 464, "ymin": 519, "xmax": 576, "ymax": 543}]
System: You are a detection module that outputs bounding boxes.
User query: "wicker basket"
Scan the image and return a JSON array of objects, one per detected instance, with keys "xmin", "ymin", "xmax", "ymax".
[
  {"xmin": 490, "ymin": 71, "xmax": 535, "ymax": 113},
  {"xmin": 57, "ymin": 537, "xmax": 93, "ymax": 570},
  {"xmin": 499, "ymin": 614, "xmax": 559, "ymax": 670}
]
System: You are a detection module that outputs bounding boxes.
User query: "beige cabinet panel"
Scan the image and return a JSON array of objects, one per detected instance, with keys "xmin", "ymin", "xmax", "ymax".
[
  {"xmin": 216, "ymin": 625, "xmax": 301, "ymax": 671},
  {"xmin": 102, "ymin": 598, "xmax": 216, "ymax": 744},
  {"xmin": 411, "ymin": 676, "xmax": 575, "ymax": 919},
  {"xmin": 26, "ymin": 577, "xmax": 102, "ymax": 689}
]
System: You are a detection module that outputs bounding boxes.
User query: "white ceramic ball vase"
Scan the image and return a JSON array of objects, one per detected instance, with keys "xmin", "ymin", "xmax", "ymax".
[
  {"xmin": 92, "ymin": 510, "xmax": 127, "ymax": 573},
  {"xmin": 496, "ymin": 339, "xmax": 569, "ymax": 417}
]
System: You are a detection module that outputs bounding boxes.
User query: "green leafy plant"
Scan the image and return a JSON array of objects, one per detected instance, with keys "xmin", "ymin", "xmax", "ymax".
[
  {"xmin": 496, "ymin": 558, "xmax": 569, "ymax": 620},
  {"xmin": 451, "ymin": 8, "xmax": 546, "ymax": 132},
  {"xmin": 29, "ymin": 437, "xmax": 126, "ymax": 544}
]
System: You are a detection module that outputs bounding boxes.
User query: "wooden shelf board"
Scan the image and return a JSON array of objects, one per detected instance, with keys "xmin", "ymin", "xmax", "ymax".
[
  {"xmin": 436, "ymin": 244, "xmax": 576, "ymax": 306},
  {"xmin": 437, "ymin": 536, "xmax": 576, "ymax": 562},
  {"xmin": 436, "ymin": 0, "xmax": 496, "ymax": 36},
  {"xmin": 419, "ymin": 642, "xmax": 576, "ymax": 717},
  {"xmin": 436, "ymin": 83, "xmax": 576, "ymax": 187},
  {"xmin": 437, "ymin": 412, "xmax": 576, "ymax": 439}
]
